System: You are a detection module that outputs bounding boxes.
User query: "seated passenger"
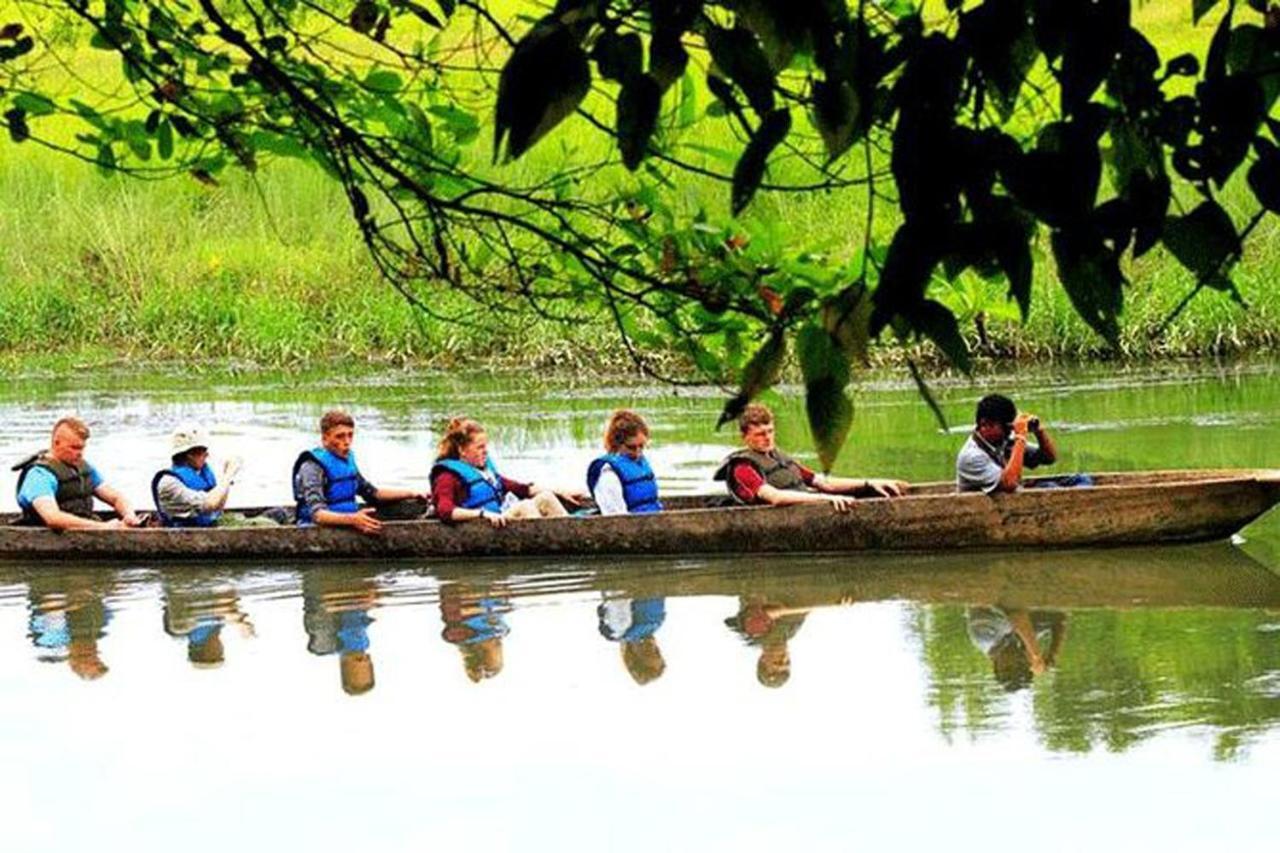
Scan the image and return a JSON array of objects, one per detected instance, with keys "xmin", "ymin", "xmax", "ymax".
[
  {"xmin": 586, "ymin": 409, "xmax": 663, "ymax": 515},
  {"xmin": 151, "ymin": 424, "xmax": 240, "ymax": 527},
  {"xmin": 292, "ymin": 409, "xmax": 427, "ymax": 536},
  {"xmin": 13, "ymin": 417, "xmax": 141, "ymax": 530},
  {"xmin": 713, "ymin": 403, "xmax": 908, "ymax": 511},
  {"xmin": 431, "ymin": 417, "xmax": 583, "ymax": 527},
  {"xmin": 956, "ymin": 394, "xmax": 1091, "ymax": 493}
]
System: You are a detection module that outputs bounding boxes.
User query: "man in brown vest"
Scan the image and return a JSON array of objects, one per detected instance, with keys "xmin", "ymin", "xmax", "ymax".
[
  {"xmin": 13, "ymin": 417, "xmax": 141, "ymax": 530},
  {"xmin": 714, "ymin": 404, "xmax": 908, "ymax": 511}
]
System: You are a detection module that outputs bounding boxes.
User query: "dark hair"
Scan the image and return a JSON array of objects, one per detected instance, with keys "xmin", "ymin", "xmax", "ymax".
[
  {"xmin": 738, "ymin": 403, "xmax": 774, "ymax": 434},
  {"xmin": 976, "ymin": 394, "xmax": 1016, "ymax": 427},
  {"xmin": 604, "ymin": 409, "xmax": 650, "ymax": 453},
  {"xmin": 320, "ymin": 409, "xmax": 355, "ymax": 434}
]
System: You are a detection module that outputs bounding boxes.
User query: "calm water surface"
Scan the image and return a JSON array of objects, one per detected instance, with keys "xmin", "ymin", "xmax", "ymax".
[{"xmin": 3, "ymin": 362, "xmax": 1280, "ymax": 850}]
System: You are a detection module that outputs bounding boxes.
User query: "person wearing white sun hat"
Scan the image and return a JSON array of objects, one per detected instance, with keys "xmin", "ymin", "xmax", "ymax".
[{"xmin": 151, "ymin": 424, "xmax": 280, "ymax": 527}]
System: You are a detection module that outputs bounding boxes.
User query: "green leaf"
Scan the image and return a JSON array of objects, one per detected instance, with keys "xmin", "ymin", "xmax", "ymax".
[
  {"xmin": 731, "ymin": 109, "xmax": 791, "ymax": 216},
  {"xmin": 157, "ymin": 118, "xmax": 174, "ymax": 160},
  {"xmin": 495, "ymin": 22, "xmax": 591, "ymax": 161},
  {"xmin": 718, "ymin": 329, "xmax": 786, "ymax": 428},
  {"xmin": 12, "ymin": 92, "xmax": 55, "ymax": 117},
  {"xmin": 797, "ymin": 323, "xmax": 854, "ymax": 472},
  {"xmin": 1162, "ymin": 200, "xmax": 1241, "ymax": 279},
  {"xmin": 617, "ymin": 74, "xmax": 661, "ymax": 170},
  {"xmin": 364, "ymin": 69, "xmax": 403, "ymax": 94}
]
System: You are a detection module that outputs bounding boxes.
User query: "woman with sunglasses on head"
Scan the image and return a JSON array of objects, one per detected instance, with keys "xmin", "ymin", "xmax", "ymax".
[{"xmin": 586, "ymin": 410, "xmax": 663, "ymax": 515}]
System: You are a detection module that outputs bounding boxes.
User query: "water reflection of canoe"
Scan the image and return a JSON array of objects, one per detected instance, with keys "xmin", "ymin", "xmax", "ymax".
[{"xmin": 1, "ymin": 469, "xmax": 1277, "ymax": 561}]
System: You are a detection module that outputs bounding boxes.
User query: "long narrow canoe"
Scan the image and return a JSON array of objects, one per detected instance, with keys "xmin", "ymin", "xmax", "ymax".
[{"xmin": 2, "ymin": 469, "xmax": 1278, "ymax": 561}]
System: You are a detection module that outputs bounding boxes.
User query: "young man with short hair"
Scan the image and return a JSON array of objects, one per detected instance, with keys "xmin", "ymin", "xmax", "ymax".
[
  {"xmin": 714, "ymin": 403, "xmax": 908, "ymax": 511},
  {"xmin": 14, "ymin": 417, "xmax": 141, "ymax": 531},
  {"xmin": 292, "ymin": 409, "xmax": 427, "ymax": 535}
]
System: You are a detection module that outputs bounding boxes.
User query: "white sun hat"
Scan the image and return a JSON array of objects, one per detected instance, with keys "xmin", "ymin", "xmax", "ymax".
[{"xmin": 170, "ymin": 423, "xmax": 211, "ymax": 455}]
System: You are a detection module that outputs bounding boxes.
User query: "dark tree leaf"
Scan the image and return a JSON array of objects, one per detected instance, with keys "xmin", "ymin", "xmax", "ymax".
[
  {"xmin": 617, "ymin": 74, "xmax": 661, "ymax": 170},
  {"xmin": 1165, "ymin": 53, "xmax": 1199, "ymax": 77},
  {"xmin": 1248, "ymin": 139, "xmax": 1280, "ymax": 212},
  {"xmin": 1109, "ymin": 119, "xmax": 1171, "ymax": 256},
  {"xmin": 495, "ymin": 22, "xmax": 591, "ymax": 162},
  {"xmin": 961, "ymin": 0, "xmax": 1039, "ymax": 120},
  {"xmin": 718, "ymin": 329, "xmax": 786, "ymax": 428},
  {"xmin": 1196, "ymin": 74, "xmax": 1265, "ymax": 186},
  {"xmin": 907, "ymin": 358, "xmax": 950, "ymax": 432},
  {"xmin": 731, "ymin": 108, "xmax": 790, "ymax": 215},
  {"xmin": 1163, "ymin": 200, "xmax": 1240, "ymax": 279},
  {"xmin": 871, "ymin": 222, "xmax": 943, "ymax": 334},
  {"xmin": 0, "ymin": 34, "xmax": 33, "ymax": 62},
  {"xmin": 811, "ymin": 79, "xmax": 859, "ymax": 163},
  {"xmin": 705, "ymin": 25, "xmax": 775, "ymax": 116},
  {"xmin": 1058, "ymin": 0, "xmax": 1129, "ymax": 116},
  {"xmin": 1051, "ymin": 227, "xmax": 1125, "ymax": 346},
  {"xmin": 1205, "ymin": 1, "xmax": 1234, "ymax": 80},
  {"xmin": 592, "ymin": 31, "xmax": 642, "ymax": 83},
  {"xmin": 4, "ymin": 107, "xmax": 29, "ymax": 143},
  {"xmin": 797, "ymin": 324, "xmax": 854, "ymax": 472},
  {"xmin": 1226, "ymin": 24, "xmax": 1280, "ymax": 111},
  {"xmin": 649, "ymin": 34, "xmax": 688, "ymax": 93},
  {"xmin": 392, "ymin": 0, "xmax": 443, "ymax": 29},
  {"xmin": 1001, "ymin": 112, "xmax": 1106, "ymax": 226},
  {"xmin": 349, "ymin": 0, "xmax": 378, "ymax": 34},
  {"xmin": 1193, "ymin": 0, "xmax": 1223, "ymax": 24},
  {"xmin": 820, "ymin": 283, "xmax": 873, "ymax": 363},
  {"xmin": 907, "ymin": 299, "xmax": 972, "ymax": 374}
]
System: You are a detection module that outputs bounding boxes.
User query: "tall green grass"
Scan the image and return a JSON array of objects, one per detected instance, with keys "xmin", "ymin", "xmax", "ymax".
[{"xmin": 0, "ymin": 1, "xmax": 1276, "ymax": 372}]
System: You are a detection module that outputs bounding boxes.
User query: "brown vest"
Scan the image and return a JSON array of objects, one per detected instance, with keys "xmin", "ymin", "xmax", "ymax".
[
  {"xmin": 714, "ymin": 449, "xmax": 809, "ymax": 502},
  {"xmin": 14, "ymin": 453, "xmax": 96, "ymax": 522}
]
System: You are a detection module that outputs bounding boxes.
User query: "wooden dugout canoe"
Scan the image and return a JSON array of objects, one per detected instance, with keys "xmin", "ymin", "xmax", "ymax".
[{"xmin": 1, "ymin": 469, "xmax": 1278, "ymax": 562}]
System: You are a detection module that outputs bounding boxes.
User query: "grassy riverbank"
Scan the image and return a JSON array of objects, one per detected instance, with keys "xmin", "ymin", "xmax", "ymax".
[{"xmin": 0, "ymin": 2, "xmax": 1276, "ymax": 373}]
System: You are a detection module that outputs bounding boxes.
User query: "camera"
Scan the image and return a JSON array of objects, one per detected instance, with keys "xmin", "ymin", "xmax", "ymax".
[{"xmin": 1027, "ymin": 417, "xmax": 1040, "ymax": 432}]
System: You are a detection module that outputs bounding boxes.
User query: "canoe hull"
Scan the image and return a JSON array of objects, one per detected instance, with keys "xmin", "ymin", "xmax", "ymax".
[{"xmin": 2, "ymin": 470, "xmax": 1278, "ymax": 561}]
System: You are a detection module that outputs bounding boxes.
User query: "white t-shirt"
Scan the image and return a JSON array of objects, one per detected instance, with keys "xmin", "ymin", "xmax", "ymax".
[{"xmin": 593, "ymin": 464, "xmax": 629, "ymax": 515}]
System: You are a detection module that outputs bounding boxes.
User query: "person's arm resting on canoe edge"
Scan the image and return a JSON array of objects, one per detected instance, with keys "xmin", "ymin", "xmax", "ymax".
[
  {"xmin": 811, "ymin": 472, "xmax": 909, "ymax": 499},
  {"xmin": 20, "ymin": 466, "xmax": 138, "ymax": 531},
  {"xmin": 730, "ymin": 462, "xmax": 852, "ymax": 512},
  {"xmin": 298, "ymin": 460, "xmax": 383, "ymax": 535}
]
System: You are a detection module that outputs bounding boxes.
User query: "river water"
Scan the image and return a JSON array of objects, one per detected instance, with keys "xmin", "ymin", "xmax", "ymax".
[{"xmin": 2, "ymin": 362, "xmax": 1279, "ymax": 850}]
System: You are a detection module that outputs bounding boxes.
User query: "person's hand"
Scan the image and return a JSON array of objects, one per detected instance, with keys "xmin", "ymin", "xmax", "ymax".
[
  {"xmin": 558, "ymin": 490, "xmax": 588, "ymax": 507},
  {"xmin": 222, "ymin": 456, "xmax": 243, "ymax": 482},
  {"xmin": 102, "ymin": 518, "xmax": 127, "ymax": 530},
  {"xmin": 350, "ymin": 508, "xmax": 383, "ymax": 536},
  {"xmin": 1013, "ymin": 413, "xmax": 1035, "ymax": 436},
  {"xmin": 866, "ymin": 478, "xmax": 909, "ymax": 498},
  {"xmin": 481, "ymin": 509, "xmax": 507, "ymax": 528},
  {"xmin": 120, "ymin": 511, "xmax": 143, "ymax": 528},
  {"xmin": 826, "ymin": 495, "xmax": 856, "ymax": 512},
  {"xmin": 1029, "ymin": 654, "xmax": 1048, "ymax": 676}
]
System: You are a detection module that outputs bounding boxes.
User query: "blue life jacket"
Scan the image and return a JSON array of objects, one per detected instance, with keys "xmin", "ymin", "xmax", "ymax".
[
  {"xmin": 293, "ymin": 448, "xmax": 361, "ymax": 524},
  {"xmin": 586, "ymin": 454, "xmax": 663, "ymax": 514},
  {"xmin": 151, "ymin": 464, "xmax": 222, "ymax": 528},
  {"xmin": 431, "ymin": 458, "xmax": 505, "ymax": 513}
]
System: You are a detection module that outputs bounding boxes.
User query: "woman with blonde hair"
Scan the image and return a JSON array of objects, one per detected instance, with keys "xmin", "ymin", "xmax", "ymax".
[
  {"xmin": 430, "ymin": 417, "xmax": 582, "ymax": 527},
  {"xmin": 585, "ymin": 409, "xmax": 663, "ymax": 515}
]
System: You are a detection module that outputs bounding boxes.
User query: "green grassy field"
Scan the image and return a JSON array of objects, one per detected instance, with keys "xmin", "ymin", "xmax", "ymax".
[{"xmin": 0, "ymin": 1, "xmax": 1275, "ymax": 373}]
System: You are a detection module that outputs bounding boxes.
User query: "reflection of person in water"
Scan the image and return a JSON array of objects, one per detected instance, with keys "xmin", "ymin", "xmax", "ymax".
[
  {"xmin": 303, "ymin": 572, "xmax": 380, "ymax": 696},
  {"xmin": 27, "ymin": 573, "xmax": 115, "ymax": 680},
  {"xmin": 439, "ymin": 582, "xmax": 511, "ymax": 683},
  {"xmin": 162, "ymin": 579, "xmax": 255, "ymax": 668},
  {"xmin": 725, "ymin": 596, "xmax": 812, "ymax": 689},
  {"xmin": 598, "ymin": 597, "xmax": 666, "ymax": 685},
  {"xmin": 967, "ymin": 606, "xmax": 1068, "ymax": 692}
]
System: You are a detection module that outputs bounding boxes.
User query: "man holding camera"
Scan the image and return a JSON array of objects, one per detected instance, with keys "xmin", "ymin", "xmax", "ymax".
[{"xmin": 956, "ymin": 394, "xmax": 1062, "ymax": 494}]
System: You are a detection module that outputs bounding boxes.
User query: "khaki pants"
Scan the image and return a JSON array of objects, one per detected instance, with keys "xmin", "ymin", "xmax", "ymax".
[{"xmin": 502, "ymin": 492, "xmax": 569, "ymax": 520}]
